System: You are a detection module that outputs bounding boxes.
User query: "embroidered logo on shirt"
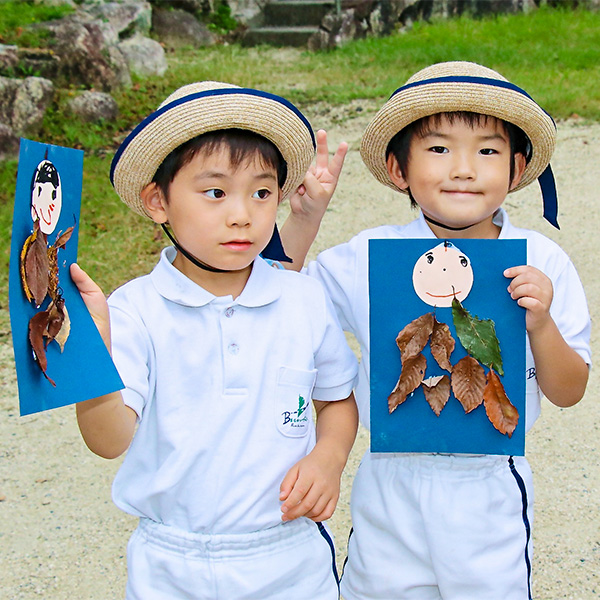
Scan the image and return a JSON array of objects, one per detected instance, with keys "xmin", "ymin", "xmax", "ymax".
[{"xmin": 282, "ymin": 395, "xmax": 309, "ymax": 428}]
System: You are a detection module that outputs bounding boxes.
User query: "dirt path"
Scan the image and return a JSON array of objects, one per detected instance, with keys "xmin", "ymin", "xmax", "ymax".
[{"xmin": 1, "ymin": 109, "xmax": 599, "ymax": 598}]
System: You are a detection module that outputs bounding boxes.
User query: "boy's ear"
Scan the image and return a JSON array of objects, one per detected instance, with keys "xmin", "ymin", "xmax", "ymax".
[
  {"xmin": 141, "ymin": 182, "xmax": 168, "ymax": 224},
  {"xmin": 386, "ymin": 153, "xmax": 410, "ymax": 190},
  {"xmin": 509, "ymin": 152, "xmax": 528, "ymax": 191}
]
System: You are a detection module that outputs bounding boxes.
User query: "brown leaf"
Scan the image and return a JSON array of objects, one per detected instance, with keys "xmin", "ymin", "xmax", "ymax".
[
  {"xmin": 54, "ymin": 303, "xmax": 70, "ymax": 352},
  {"xmin": 430, "ymin": 318, "xmax": 455, "ymax": 372},
  {"xmin": 422, "ymin": 375, "xmax": 451, "ymax": 416},
  {"xmin": 45, "ymin": 298, "xmax": 65, "ymax": 345},
  {"xmin": 396, "ymin": 313, "xmax": 434, "ymax": 364},
  {"xmin": 484, "ymin": 370, "xmax": 519, "ymax": 437},
  {"xmin": 53, "ymin": 226, "xmax": 74, "ymax": 250},
  {"xmin": 20, "ymin": 224, "xmax": 50, "ymax": 306},
  {"xmin": 28, "ymin": 310, "xmax": 56, "ymax": 387},
  {"xmin": 451, "ymin": 356, "xmax": 486, "ymax": 413},
  {"xmin": 388, "ymin": 353, "xmax": 427, "ymax": 413}
]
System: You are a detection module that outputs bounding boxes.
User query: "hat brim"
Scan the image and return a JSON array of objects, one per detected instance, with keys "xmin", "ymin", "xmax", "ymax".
[
  {"xmin": 111, "ymin": 88, "xmax": 315, "ymax": 217},
  {"xmin": 360, "ymin": 76, "xmax": 556, "ymax": 194}
]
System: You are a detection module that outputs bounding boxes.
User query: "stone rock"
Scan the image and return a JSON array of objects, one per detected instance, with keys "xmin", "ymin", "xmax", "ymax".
[
  {"xmin": 118, "ymin": 35, "xmax": 168, "ymax": 77},
  {"xmin": 81, "ymin": 1, "xmax": 152, "ymax": 38},
  {"xmin": 40, "ymin": 16, "xmax": 131, "ymax": 91},
  {"xmin": 68, "ymin": 90, "xmax": 119, "ymax": 123},
  {"xmin": 152, "ymin": 8, "xmax": 217, "ymax": 48},
  {"xmin": 0, "ymin": 77, "xmax": 54, "ymax": 135},
  {"xmin": 14, "ymin": 48, "xmax": 61, "ymax": 80},
  {"xmin": 0, "ymin": 45, "xmax": 19, "ymax": 73},
  {"xmin": 308, "ymin": 10, "xmax": 358, "ymax": 51},
  {"xmin": 12, "ymin": 77, "xmax": 55, "ymax": 134},
  {"xmin": 151, "ymin": 0, "xmax": 207, "ymax": 11}
]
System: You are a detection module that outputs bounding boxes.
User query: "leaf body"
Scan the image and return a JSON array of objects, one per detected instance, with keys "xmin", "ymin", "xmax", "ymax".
[
  {"xmin": 396, "ymin": 313, "xmax": 434, "ymax": 364},
  {"xmin": 388, "ymin": 353, "xmax": 427, "ymax": 413},
  {"xmin": 422, "ymin": 374, "xmax": 451, "ymax": 416},
  {"xmin": 451, "ymin": 355, "xmax": 486, "ymax": 413},
  {"xmin": 430, "ymin": 318, "xmax": 455, "ymax": 372},
  {"xmin": 452, "ymin": 298, "xmax": 504, "ymax": 376},
  {"xmin": 483, "ymin": 369, "xmax": 519, "ymax": 437}
]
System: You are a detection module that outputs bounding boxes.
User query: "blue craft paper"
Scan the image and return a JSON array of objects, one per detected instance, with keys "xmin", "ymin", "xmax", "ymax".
[
  {"xmin": 369, "ymin": 238, "xmax": 526, "ymax": 456},
  {"xmin": 9, "ymin": 139, "xmax": 123, "ymax": 416}
]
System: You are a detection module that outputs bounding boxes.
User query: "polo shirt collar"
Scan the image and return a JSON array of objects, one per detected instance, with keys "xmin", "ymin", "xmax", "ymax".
[{"xmin": 151, "ymin": 247, "xmax": 281, "ymax": 308}]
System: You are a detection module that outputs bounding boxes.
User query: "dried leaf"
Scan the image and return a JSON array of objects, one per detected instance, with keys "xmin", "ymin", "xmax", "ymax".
[
  {"xmin": 451, "ymin": 355, "xmax": 486, "ymax": 413},
  {"xmin": 430, "ymin": 318, "xmax": 455, "ymax": 372},
  {"xmin": 53, "ymin": 226, "xmax": 74, "ymax": 250},
  {"xmin": 54, "ymin": 303, "xmax": 70, "ymax": 352},
  {"xmin": 422, "ymin": 374, "xmax": 451, "ymax": 416},
  {"xmin": 21, "ymin": 224, "xmax": 49, "ymax": 307},
  {"xmin": 28, "ymin": 310, "xmax": 56, "ymax": 387},
  {"xmin": 388, "ymin": 353, "xmax": 427, "ymax": 413},
  {"xmin": 45, "ymin": 298, "xmax": 65, "ymax": 345},
  {"xmin": 484, "ymin": 369, "xmax": 519, "ymax": 437},
  {"xmin": 396, "ymin": 313, "xmax": 434, "ymax": 364},
  {"xmin": 452, "ymin": 298, "xmax": 504, "ymax": 376}
]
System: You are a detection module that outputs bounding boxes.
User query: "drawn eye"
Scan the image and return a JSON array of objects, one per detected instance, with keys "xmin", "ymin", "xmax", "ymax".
[
  {"xmin": 52, "ymin": 190, "xmax": 57, "ymax": 201},
  {"xmin": 460, "ymin": 256, "xmax": 468, "ymax": 267},
  {"xmin": 426, "ymin": 254, "xmax": 434, "ymax": 264}
]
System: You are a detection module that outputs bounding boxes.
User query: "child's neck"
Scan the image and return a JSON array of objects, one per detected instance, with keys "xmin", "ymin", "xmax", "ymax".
[{"xmin": 423, "ymin": 213, "xmax": 501, "ymax": 240}]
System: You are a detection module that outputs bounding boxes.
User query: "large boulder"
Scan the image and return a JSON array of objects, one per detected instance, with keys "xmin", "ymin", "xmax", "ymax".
[
  {"xmin": 0, "ymin": 76, "xmax": 54, "ymax": 135},
  {"xmin": 67, "ymin": 90, "xmax": 119, "ymax": 123},
  {"xmin": 81, "ymin": 1, "xmax": 152, "ymax": 38},
  {"xmin": 39, "ymin": 16, "xmax": 131, "ymax": 90},
  {"xmin": 118, "ymin": 35, "xmax": 168, "ymax": 77},
  {"xmin": 152, "ymin": 8, "xmax": 217, "ymax": 48},
  {"xmin": 0, "ymin": 45, "xmax": 19, "ymax": 73}
]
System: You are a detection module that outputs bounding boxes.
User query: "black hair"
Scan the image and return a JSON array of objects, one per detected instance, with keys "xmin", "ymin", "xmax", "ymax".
[
  {"xmin": 386, "ymin": 112, "xmax": 531, "ymax": 208},
  {"xmin": 152, "ymin": 128, "xmax": 287, "ymax": 201}
]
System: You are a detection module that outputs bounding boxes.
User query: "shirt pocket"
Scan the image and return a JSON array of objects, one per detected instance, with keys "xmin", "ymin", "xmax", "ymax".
[{"xmin": 275, "ymin": 366, "xmax": 318, "ymax": 438}]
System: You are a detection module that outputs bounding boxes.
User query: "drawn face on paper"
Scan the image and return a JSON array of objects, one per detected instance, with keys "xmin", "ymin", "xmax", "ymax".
[
  {"xmin": 412, "ymin": 241, "xmax": 473, "ymax": 307},
  {"xmin": 31, "ymin": 160, "xmax": 62, "ymax": 234}
]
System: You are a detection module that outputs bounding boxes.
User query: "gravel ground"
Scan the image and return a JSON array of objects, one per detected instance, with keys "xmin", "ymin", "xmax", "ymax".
[{"xmin": 1, "ymin": 107, "xmax": 599, "ymax": 599}]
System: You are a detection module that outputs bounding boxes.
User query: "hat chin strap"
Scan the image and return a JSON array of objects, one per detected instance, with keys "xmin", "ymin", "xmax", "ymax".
[
  {"xmin": 160, "ymin": 222, "xmax": 294, "ymax": 273},
  {"xmin": 161, "ymin": 223, "xmax": 230, "ymax": 273},
  {"xmin": 422, "ymin": 214, "xmax": 479, "ymax": 232}
]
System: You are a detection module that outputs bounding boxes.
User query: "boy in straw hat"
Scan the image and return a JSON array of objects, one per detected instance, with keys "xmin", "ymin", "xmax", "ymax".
[
  {"xmin": 280, "ymin": 61, "xmax": 591, "ymax": 598},
  {"xmin": 69, "ymin": 81, "xmax": 359, "ymax": 599}
]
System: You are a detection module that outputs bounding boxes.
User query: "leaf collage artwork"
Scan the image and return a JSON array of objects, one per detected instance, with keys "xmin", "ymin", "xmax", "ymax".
[
  {"xmin": 19, "ymin": 158, "xmax": 74, "ymax": 386},
  {"xmin": 388, "ymin": 298, "xmax": 519, "ymax": 437},
  {"xmin": 9, "ymin": 139, "xmax": 123, "ymax": 416},
  {"xmin": 369, "ymin": 238, "xmax": 527, "ymax": 456}
]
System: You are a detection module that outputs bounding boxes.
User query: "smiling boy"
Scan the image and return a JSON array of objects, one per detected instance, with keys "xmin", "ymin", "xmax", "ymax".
[
  {"xmin": 70, "ymin": 81, "xmax": 358, "ymax": 599},
  {"xmin": 282, "ymin": 62, "xmax": 591, "ymax": 598}
]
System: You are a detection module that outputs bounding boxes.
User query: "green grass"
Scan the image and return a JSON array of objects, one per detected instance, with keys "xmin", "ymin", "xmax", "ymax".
[{"xmin": 2, "ymin": 5, "xmax": 600, "ymax": 335}]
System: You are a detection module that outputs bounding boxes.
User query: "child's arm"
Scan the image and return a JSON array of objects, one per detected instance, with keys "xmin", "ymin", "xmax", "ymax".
[
  {"xmin": 280, "ymin": 129, "xmax": 348, "ymax": 272},
  {"xmin": 70, "ymin": 264, "xmax": 137, "ymax": 459},
  {"xmin": 505, "ymin": 265, "xmax": 589, "ymax": 407},
  {"xmin": 279, "ymin": 393, "xmax": 358, "ymax": 522}
]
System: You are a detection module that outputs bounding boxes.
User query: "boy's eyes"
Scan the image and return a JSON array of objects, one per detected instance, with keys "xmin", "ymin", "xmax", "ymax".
[
  {"xmin": 205, "ymin": 188, "xmax": 225, "ymax": 199},
  {"xmin": 479, "ymin": 148, "xmax": 498, "ymax": 155},
  {"xmin": 429, "ymin": 146, "xmax": 448, "ymax": 154},
  {"xmin": 252, "ymin": 188, "xmax": 271, "ymax": 200}
]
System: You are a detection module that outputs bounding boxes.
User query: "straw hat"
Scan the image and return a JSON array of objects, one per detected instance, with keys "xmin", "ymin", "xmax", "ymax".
[
  {"xmin": 361, "ymin": 61, "xmax": 556, "ymax": 196},
  {"xmin": 110, "ymin": 81, "xmax": 316, "ymax": 218}
]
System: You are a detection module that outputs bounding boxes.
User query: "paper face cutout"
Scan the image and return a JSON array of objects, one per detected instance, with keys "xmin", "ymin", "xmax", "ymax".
[
  {"xmin": 412, "ymin": 241, "xmax": 473, "ymax": 307},
  {"xmin": 30, "ymin": 159, "xmax": 62, "ymax": 235}
]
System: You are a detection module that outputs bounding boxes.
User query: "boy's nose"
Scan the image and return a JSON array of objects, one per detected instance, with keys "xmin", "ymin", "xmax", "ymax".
[
  {"xmin": 227, "ymin": 198, "xmax": 252, "ymax": 227},
  {"xmin": 450, "ymin": 153, "xmax": 476, "ymax": 180}
]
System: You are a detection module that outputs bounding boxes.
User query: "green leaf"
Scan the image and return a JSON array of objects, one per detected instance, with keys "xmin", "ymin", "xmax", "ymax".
[{"xmin": 451, "ymin": 298, "xmax": 504, "ymax": 376}]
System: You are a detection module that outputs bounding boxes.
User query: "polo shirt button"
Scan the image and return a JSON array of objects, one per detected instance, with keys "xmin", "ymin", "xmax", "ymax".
[
  {"xmin": 227, "ymin": 343, "xmax": 239, "ymax": 355},
  {"xmin": 225, "ymin": 307, "xmax": 235, "ymax": 318}
]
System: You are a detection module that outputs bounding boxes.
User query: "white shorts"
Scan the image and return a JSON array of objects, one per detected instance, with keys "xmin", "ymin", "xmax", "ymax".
[
  {"xmin": 126, "ymin": 517, "xmax": 339, "ymax": 599},
  {"xmin": 341, "ymin": 452, "xmax": 533, "ymax": 600}
]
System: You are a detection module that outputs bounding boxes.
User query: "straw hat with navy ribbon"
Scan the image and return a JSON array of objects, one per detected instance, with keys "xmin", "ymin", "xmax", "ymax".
[
  {"xmin": 360, "ymin": 61, "xmax": 560, "ymax": 228},
  {"xmin": 110, "ymin": 81, "xmax": 316, "ymax": 262}
]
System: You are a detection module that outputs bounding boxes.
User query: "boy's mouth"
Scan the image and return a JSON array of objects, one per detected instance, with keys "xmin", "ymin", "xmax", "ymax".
[{"xmin": 222, "ymin": 240, "xmax": 253, "ymax": 251}]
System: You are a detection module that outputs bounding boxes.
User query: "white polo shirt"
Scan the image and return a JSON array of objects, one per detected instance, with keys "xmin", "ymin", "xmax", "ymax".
[
  {"xmin": 307, "ymin": 208, "xmax": 591, "ymax": 433},
  {"xmin": 109, "ymin": 247, "xmax": 358, "ymax": 534}
]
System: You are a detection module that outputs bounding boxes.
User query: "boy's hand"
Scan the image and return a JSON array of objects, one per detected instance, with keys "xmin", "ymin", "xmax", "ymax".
[
  {"xmin": 289, "ymin": 129, "xmax": 348, "ymax": 225},
  {"xmin": 279, "ymin": 445, "xmax": 343, "ymax": 523},
  {"xmin": 70, "ymin": 263, "xmax": 111, "ymax": 349},
  {"xmin": 504, "ymin": 265, "xmax": 553, "ymax": 332}
]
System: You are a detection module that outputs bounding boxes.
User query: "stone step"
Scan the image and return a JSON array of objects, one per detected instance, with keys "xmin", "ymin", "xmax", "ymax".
[
  {"xmin": 242, "ymin": 25, "xmax": 319, "ymax": 47},
  {"xmin": 263, "ymin": 0, "xmax": 336, "ymax": 27}
]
